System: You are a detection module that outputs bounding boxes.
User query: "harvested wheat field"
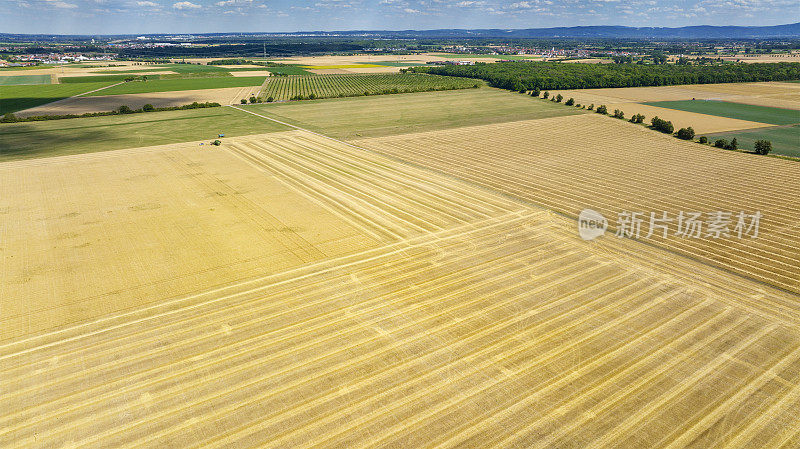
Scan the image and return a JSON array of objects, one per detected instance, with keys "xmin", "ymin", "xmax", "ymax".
[
  {"xmin": 552, "ymin": 82, "xmax": 800, "ymax": 111},
  {"xmin": 2, "ymin": 123, "xmax": 800, "ymax": 448},
  {"xmin": 354, "ymin": 113, "xmax": 800, "ymax": 294}
]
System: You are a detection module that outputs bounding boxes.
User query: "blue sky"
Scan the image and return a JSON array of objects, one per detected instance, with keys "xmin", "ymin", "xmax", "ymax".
[{"xmin": 0, "ymin": 0, "xmax": 797, "ymax": 35}]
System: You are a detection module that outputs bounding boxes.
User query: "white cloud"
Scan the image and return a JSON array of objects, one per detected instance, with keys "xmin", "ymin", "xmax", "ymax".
[
  {"xmin": 173, "ymin": 0, "xmax": 200, "ymax": 8},
  {"xmin": 215, "ymin": 0, "xmax": 251, "ymax": 6},
  {"xmin": 509, "ymin": 1, "xmax": 533, "ymax": 8},
  {"xmin": 455, "ymin": 0, "xmax": 485, "ymax": 6},
  {"xmin": 44, "ymin": 0, "xmax": 78, "ymax": 8},
  {"xmin": 136, "ymin": 1, "xmax": 158, "ymax": 6},
  {"xmin": 403, "ymin": 7, "xmax": 420, "ymax": 12}
]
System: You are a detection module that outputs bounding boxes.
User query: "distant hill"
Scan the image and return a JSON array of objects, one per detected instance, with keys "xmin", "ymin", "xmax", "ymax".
[
  {"xmin": 1, "ymin": 23, "xmax": 799, "ymax": 40},
  {"xmin": 300, "ymin": 23, "xmax": 800, "ymax": 39}
]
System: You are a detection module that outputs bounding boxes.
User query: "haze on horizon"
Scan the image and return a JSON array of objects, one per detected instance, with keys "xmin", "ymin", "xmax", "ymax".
[{"xmin": 0, "ymin": 0, "xmax": 798, "ymax": 35}]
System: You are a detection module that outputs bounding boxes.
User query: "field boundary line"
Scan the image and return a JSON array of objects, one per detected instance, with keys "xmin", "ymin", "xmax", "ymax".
[{"xmin": 73, "ymin": 81, "xmax": 125, "ymax": 97}]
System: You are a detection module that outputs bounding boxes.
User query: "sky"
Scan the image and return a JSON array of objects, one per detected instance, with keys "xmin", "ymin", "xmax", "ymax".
[{"xmin": 0, "ymin": 0, "xmax": 798, "ymax": 35}]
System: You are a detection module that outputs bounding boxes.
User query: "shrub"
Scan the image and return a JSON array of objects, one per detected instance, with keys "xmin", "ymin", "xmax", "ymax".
[
  {"xmin": 249, "ymin": 96, "xmax": 257, "ymax": 104},
  {"xmin": 565, "ymin": 97, "xmax": 575, "ymax": 106},
  {"xmin": 211, "ymin": 140, "xmax": 221, "ymax": 146},
  {"xmin": 612, "ymin": 109, "xmax": 625, "ymax": 119},
  {"xmin": 142, "ymin": 103, "xmax": 155, "ymax": 112},
  {"xmin": 629, "ymin": 113, "xmax": 645, "ymax": 124},
  {"xmin": 531, "ymin": 87, "xmax": 541, "ymax": 97},
  {"xmin": 543, "ymin": 91, "xmax": 549, "ymax": 99},
  {"xmin": 651, "ymin": 116, "xmax": 674, "ymax": 134},
  {"xmin": 754, "ymin": 139, "xmax": 772, "ymax": 155},
  {"xmin": 240, "ymin": 98, "xmax": 247, "ymax": 104},
  {"xmin": 676, "ymin": 127, "xmax": 695, "ymax": 140},
  {"xmin": 727, "ymin": 138, "xmax": 738, "ymax": 151},
  {"xmin": 714, "ymin": 139, "xmax": 728, "ymax": 148},
  {"xmin": 266, "ymin": 96, "xmax": 274, "ymax": 102},
  {"xmin": 587, "ymin": 104, "xmax": 594, "ymax": 110},
  {"xmin": 117, "ymin": 105, "xmax": 133, "ymax": 114},
  {"xmin": 1, "ymin": 113, "xmax": 17, "ymax": 123},
  {"xmin": 555, "ymin": 94, "xmax": 563, "ymax": 103},
  {"xmin": 698, "ymin": 136, "xmax": 708, "ymax": 144},
  {"xmin": 596, "ymin": 105, "xmax": 608, "ymax": 114}
]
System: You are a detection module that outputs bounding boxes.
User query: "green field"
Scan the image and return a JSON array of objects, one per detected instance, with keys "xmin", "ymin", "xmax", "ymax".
[
  {"xmin": 0, "ymin": 65, "xmax": 55, "ymax": 71},
  {"xmin": 0, "ymin": 82, "xmax": 114, "ymax": 114},
  {"xmin": 0, "ymin": 107, "xmax": 289, "ymax": 161},
  {"xmin": 644, "ymin": 100, "xmax": 800, "ymax": 125},
  {"xmin": 706, "ymin": 124, "xmax": 800, "ymax": 158},
  {"xmin": 84, "ymin": 76, "xmax": 266, "ymax": 96},
  {"xmin": 259, "ymin": 73, "xmax": 481, "ymax": 102},
  {"xmin": 95, "ymin": 63, "xmax": 231, "ymax": 74},
  {"xmin": 59, "ymin": 74, "xmax": 165, "ymax": 83},
  {"xmin": 0, "ymin": 75, "xmax": 51, "ymax": 86},
  {"xmin": 247, "ymin": 87, "xmax": 587, "ymax": 139}
]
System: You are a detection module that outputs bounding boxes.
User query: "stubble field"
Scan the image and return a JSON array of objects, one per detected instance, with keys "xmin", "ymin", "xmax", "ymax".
[{"xmin": 354, "ymin": 113, "xmax": 800, "ymax": 294}]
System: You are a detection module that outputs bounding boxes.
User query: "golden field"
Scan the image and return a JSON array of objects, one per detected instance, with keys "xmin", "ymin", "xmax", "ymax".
[{"xmin": 1, "ymin": 117, "xmax": 799, "ymax": 448}]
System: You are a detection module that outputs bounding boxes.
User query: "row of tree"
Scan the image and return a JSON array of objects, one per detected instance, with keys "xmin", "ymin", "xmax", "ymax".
[
  {"xmin": 530, "ymin": 92, "xmax": 773, "ymax": 156},
  {"xmin": 410, "ymin": 61, "xmax": 800, "ymax": 91},
  {"xmin": 0, "ymin": 101, "xmax": 221, "ymax": 123}
]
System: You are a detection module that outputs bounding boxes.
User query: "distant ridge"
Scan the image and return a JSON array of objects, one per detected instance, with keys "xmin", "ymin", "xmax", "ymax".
[{"xmin": 1, "ymin": 23, "xmax": 799, "ymax": 39}]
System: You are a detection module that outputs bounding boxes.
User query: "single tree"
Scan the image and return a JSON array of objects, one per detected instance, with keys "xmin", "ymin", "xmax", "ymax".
[
  {"xmin": 714, "ymin": 139, "xmax": 728, "ymax": 148},
  {"xmin": 565, "ymin": 97, "xmax": 575, "ymax": 106},
  {"xmin": 676, "ymin": 127, "xmax": 695, "ymax": 140},
  {"xmin": 142, "ymin": 104, "xmax": 155, "ymax": 112},
  {"xmin": 555, "ymin": 94, "xmax": 563, "ymax": 103},
  {"xmin": 754, "ymin": 140, "xmax": 772, "ymax": 155},
  {"xmin": 698, "ymin": 136, "xmax": 708, "ymax": 144}
]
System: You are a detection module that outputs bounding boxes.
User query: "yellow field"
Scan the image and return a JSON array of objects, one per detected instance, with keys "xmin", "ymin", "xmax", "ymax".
[
  {"xmin": 355, "ymin": 114, "xmax": 800, "ymax": 294},
  {"xmin": 2, "ymin": 115, "xmax": 799, "ymax": 447}
]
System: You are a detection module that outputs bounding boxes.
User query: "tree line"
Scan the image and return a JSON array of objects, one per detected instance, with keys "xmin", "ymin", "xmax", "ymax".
[{"xmin": 408, "ymin": 61, "xmax": 800, "ymax": 91}]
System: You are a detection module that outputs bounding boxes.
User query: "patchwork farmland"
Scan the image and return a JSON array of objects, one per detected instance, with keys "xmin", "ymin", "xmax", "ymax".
[{"xmin": 1, "ymin": 57, "xmax": 799, "ymax": 449}]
